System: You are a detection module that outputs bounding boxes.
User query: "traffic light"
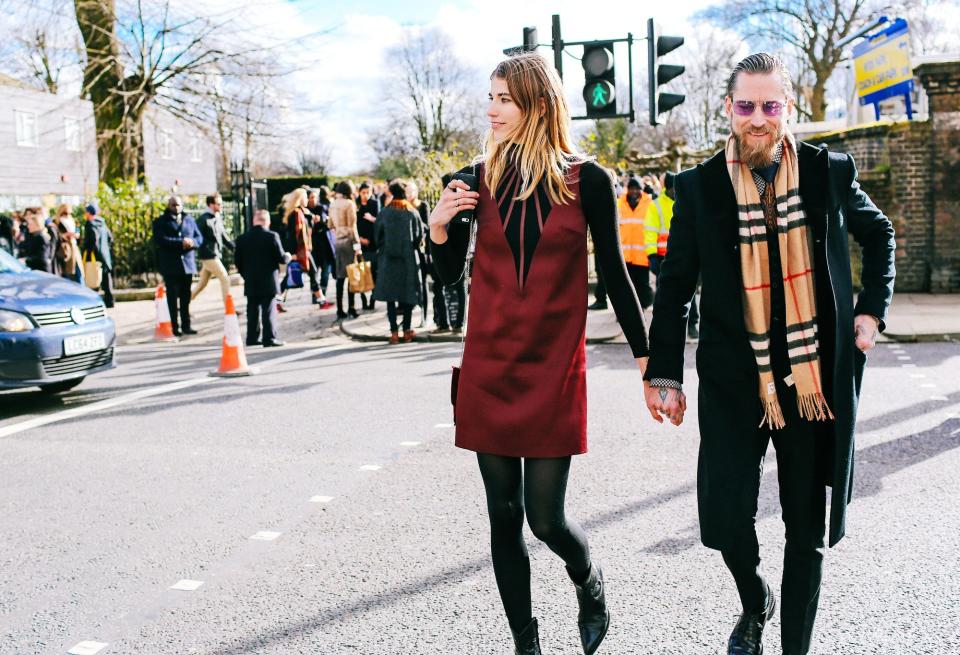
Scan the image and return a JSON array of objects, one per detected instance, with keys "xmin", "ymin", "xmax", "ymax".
[
  {"xmin": 647, "ymin": 18, "xmax": 685, "ymax": 125},
  {"xmin": 522, "ymin": 27, "xmax": 538, "ymax": 52},
  {"xmin": 582, "ymin": 41, "xmax": 617, "ymax": 118}
]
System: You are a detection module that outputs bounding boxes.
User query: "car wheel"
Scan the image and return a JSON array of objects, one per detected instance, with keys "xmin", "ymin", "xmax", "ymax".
[{"xmin": 39, "ymin": 377, "xmax": 85, "ymax": 394}]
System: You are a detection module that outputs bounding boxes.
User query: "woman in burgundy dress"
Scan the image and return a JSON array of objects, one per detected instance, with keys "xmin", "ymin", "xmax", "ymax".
[{"xmin": 429, "ymin": 53, "xmax": 652, "ymax": 655}]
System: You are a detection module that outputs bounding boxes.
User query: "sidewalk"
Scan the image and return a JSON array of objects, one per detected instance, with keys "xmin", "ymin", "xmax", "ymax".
[{"xmin": 105, "ymin": 284, "xmax": 959, "ymax": 348}]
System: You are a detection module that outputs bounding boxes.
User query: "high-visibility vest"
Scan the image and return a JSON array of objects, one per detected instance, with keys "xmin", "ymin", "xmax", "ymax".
[
  {"xmin": 617, "ymin": 193, "xmax": 650, "ymax": 267},
  {"xmin": 645, "ymin": 194, "xmax": 674, "ymax": 257}
]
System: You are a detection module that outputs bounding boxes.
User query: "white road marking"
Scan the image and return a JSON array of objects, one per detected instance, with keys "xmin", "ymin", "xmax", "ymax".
[
  {"xmin": 170, "ymin": 579, "xmax": 204, "ymax": 591},
  {"xmin": 0, "ymin": 342, "xmax": 352, "ymax": 440},
  {"xmin": 400, "ymin": 441, "xmax": 421, "ymax": 446},
  {"xmin": 896, "ymin": 356, "xmax": 911, "ymax": 360},
  {"xmin": 909, "ymin": 374, "xmax": 926, "ymax": 378},
  {"xmin": 434, "ymin": 423, "xmax": 454, "ymax": 428},
  {"xmin": 310, "ymin": 495, "xmax": 334, "ymax": 503},
  {"xmin": 68, "ymin": 642, "xmax": 108, "ymax": 655},
  {"xmin": 901, "ymin": 364, "xmax": 917, "ymax": 368},
  {"xmin": 359, "ymin": 465, "xmax": 382, "ymax": 471},
  {"xmin": 249, "ymin": 531, "xmax": 282, "ymax": 541},
  {"xmin": 920, "ymin": 384, "xmax": 937, "ymax": 388},
  {"xmin": 930, "ymin": 396, "xmax": 949, "ymax": 401}
]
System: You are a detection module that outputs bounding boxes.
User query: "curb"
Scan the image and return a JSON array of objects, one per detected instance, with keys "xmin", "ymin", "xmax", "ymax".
[
  {"xmin": 883, "ymin": 331, "xmax": 960, "ymax": 343},
  {"xmin": 337, "ymin": 318, "xmax": 621, "ymax": 345},
  {"xmin": 110, "ymin": 274, "xmax": 244, "ymax": 302}
]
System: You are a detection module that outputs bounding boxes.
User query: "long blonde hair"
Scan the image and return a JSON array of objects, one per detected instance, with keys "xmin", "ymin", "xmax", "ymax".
[
  {"xmin": 283, "ymin": 188, "xmax": 308, "ymax": 224},
  {"xmin": 483, "ymin": 53, "xmax": 587, "ymax": 205}
]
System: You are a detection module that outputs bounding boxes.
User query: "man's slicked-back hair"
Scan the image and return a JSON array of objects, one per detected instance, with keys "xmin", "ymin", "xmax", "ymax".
[{"xmin": 725, "ymin": 52, "xmax": 794, "ymax": 100}]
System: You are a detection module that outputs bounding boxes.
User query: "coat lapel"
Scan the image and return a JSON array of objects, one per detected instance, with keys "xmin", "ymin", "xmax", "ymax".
[{"xmin": 700, "ymin": 150, "xmax": 739, "ymax": 245}]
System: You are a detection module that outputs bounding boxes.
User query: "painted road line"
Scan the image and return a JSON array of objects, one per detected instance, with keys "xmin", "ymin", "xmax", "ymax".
[
  {"xmin": 896, "ymin": 356, "xmax": 911, "ymax": 360},
  {"xmin": 909, "ymin": 374, "xmax": 926, "ymax": 378},
  {"xmin": 930, "ymin": 396, "xmax": 949, "ymax": 401},
  {"xmin": 902, "ymin": 364, "xmax": 917, "ymax": 368},
  {"xmin": 67, "ymin": 642, "xmax": 108, "ymax": 655},
  {"xmin": 170, "ymin": 579, "xmax": 204, "ymax": 591},
  {"xmin": 400, "ymin": 441, "xmax": 421, "ymax": 446},
  {"xmin": 434, "ymin": 423, "xmax": 454, "ymax": 428},
  {"xmin": 0, "ymin": 342, "xmax": 353, "ymax": 440},
  {"xmin": 359, "ymin": 464, "xmax": 382, "ymax": 471},
  {"xmin": 310, "ymin": 495, "xmax": 334, "ymax": 503},
  {"xmin": 921, "ymin": 384, "xmax": 937, "ymax": 388},
  {"xmin": 249, "ymin": 531, "xmax": 282, "ymax": 541}
]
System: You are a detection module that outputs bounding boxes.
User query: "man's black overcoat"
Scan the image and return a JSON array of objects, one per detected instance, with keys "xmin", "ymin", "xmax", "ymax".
[{"xmin": 645, "ymin": 142, "xmax": 896, "ymax": 548}]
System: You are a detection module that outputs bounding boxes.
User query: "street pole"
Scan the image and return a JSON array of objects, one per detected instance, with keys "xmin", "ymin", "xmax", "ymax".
[{"xmin": 552, "ymin": 14, "xmax": 563, "ymax": 80}]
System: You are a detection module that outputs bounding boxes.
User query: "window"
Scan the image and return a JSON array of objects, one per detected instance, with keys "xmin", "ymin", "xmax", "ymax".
[
  {"xmin": 189, "ymin": 137, "xmax": 201, "ymax": 162},
  {"xmin": 15, "ymin": 111, "xmax": 39, "ymax": 147},
  {"xmin": 161, "ymin": 130, "xmax": 174, "ymax": 159},
  {"xmin": 64, "ymin": 117, "xmax": 81, "ymax": 152}
]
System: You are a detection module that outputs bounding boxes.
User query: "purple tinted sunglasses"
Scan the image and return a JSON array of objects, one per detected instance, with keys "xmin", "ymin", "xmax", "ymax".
[{"xmin": 732, "ymin": 100, "xmax": 784, "ymax": 117}]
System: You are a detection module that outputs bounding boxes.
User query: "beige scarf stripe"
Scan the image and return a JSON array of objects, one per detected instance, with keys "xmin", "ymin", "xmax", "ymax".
[{"xmin": 725, "ymin": 133, "xmax": 833, "ymax": 429}]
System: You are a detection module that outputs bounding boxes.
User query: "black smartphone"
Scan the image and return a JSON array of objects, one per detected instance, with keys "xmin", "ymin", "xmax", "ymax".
[{"xmin": 451, "ymin": 172, "xmax": 478, "ymax": 224}]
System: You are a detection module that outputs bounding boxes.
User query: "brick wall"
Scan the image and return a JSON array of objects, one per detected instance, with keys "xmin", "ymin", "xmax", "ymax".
[{"xmin": 811, "ymin": 121, "xmax": 932, "ymax": 291}]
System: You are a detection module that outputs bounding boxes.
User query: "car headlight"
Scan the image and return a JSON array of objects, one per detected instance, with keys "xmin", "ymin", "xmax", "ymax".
[{"xmin": 0, "ymin": 309, "xmax": 36, "ymax": 332}]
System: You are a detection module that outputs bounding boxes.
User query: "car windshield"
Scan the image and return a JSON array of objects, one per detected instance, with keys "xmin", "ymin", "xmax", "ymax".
[{"xmin": 0, "ymin": 249, "xmax": 27, "ymax": 274}]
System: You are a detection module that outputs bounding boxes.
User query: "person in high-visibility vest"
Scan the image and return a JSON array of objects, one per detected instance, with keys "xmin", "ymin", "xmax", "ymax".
[
  {"xmin": 617, "ymin": 177, "xmax": 654, "ymax": 308},
  {"xmin": 645, "ymin": 173, "xmax": 673, "ymax": 276}
]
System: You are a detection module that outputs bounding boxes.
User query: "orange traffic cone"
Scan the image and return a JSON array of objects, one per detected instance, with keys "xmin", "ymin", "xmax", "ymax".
[
  {"xmin": 154, "ymin": 284, "xmax": 178, "ymax": 341},
  {"xmin": 210, "ymin": 294, "xmax": 254, "ymax": 377}
]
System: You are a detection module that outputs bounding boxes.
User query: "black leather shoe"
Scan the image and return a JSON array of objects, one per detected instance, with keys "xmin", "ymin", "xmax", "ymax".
[
  {"xmin": 511, "ymin": 617, "xmax": 542, "ymax": 655},
  {"xmin": 348, "ymin": 308, "xmax": 359, "ymax": 319},
  {"xmin": 181, "ymin": 327, "xmax": 198, "ymax": 335},
  {"xmin": 246, "ymin": 340, "xmax": 262, "ymax": 347},
  {"xmin": 568, "ymin": 563, "xmax": 610, "ymax": 655},
  {"xmin": 336, "ymin": 310, "xmax": 347, "ymax": 319},
  {"xmin": 727, "ymin": 584, "xmax": 776, "ymax": 654},
  {"xmin": 172, "ymin": 328, "xmax": 182, "ymax": 337},
  {"xmin": 263, "ymin": 340, "xmax": 285, "ymax": 347},
  {"xmin": 587, "ymin": 300, "xmax": 608, "ymax": 310}
]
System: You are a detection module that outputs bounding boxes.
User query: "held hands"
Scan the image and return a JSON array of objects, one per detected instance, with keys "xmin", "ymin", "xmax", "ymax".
[
  {"xmin": 644, "ymin": 381, "xmax": 686, "ymax": 426},
  {"xmin": 855, "ymin": 314, "xmax": 880, "ymax": 352},
  {"xmin": 428, "ymin": 179, "xmax": 480, "ymax": 244},
  {"xmin": 182, "ymin": 238, "xmax": 194, "ymax": 249}
]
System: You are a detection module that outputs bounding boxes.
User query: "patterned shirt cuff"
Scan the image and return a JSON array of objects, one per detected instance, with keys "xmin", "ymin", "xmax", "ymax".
[{"xmin": 649, "ymin": 378, "xmax": 683, "ymax": 391}]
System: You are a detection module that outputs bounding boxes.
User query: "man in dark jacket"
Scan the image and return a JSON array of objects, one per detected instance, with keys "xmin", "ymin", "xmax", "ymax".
[
  {"xmin": 191, "ymin": 193, "xmax": 235, "ymax": 307},
  {"xmin": 82, "ymin": 203, "xmax": 115, "ymax": 307},
  {"xmin": 235, "ymin": 209, "xmax": 289, "ymax": 347},
  {"xmin": 152, "ymin": 196, "xmax": 203, "ymax": 336},
  {"xmin": 643, "ymin": 53, "xmax": 895, "ymax": 655}
]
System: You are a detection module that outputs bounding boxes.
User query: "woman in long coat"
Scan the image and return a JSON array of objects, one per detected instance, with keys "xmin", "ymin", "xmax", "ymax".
[
  {"xmin": 373, "ymin": 180, "xmax": 424, "ymax": 344},
  {"xmin": 328, "ymin": 180, "xmax": 361, "ymax": 319}
]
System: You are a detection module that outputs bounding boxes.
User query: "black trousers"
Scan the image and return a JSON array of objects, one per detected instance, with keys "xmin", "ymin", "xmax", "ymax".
[
  {"xmin": 100, "ymin": 269, "xmax": 114, "ymax": 307},
  {"xmin": 386, "ymin": 301, "xmax": 414, "ymax": 332},
  {"xmin": 245, "ymin": 294, "xmax": 278, "ymax": 345},
  {"xmin": 626, "ymin": 263, "xmax": 653, "ymax": 309},
  {"xmin": 162, "ymin": 273, "xmax": 193, "ymax": 331},
  {"xmin": 718, "ymin": 373, "xmax": 826, "ymax": 655},
  {"xmin": 429, "ymin": 273, "xmax": 450, "ymax": 329}
]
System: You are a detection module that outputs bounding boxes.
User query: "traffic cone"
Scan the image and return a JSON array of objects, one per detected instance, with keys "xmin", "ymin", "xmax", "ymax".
[
  {"xmin": 154, "ymin": 284, "xmax": 178, "ymax": 341},
  {"xmin": 210, "ymin": 294, "xmax": 254, "ymax": 377}
]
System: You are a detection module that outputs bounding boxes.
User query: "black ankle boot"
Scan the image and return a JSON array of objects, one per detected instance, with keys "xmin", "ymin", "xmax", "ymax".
[
  {"xmin": 568, "ymin": 563, "xmax": 610, "ymax": 655},
  {"xmin": 727, "ymin": 584, "xmax": 776, "ymax": 654},
  {"xmin": 511, "ymin": 617, "xmax": 541, "ymax": 655}
]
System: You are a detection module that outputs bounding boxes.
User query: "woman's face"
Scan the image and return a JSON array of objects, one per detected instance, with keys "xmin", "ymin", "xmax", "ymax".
[
  {"xmin": 488, "ymin": 76, "xmax": 523, "ymax": 143},
  {"xmin": 25, "ymin": 215, "xmax": 41, "ymax": 233}
]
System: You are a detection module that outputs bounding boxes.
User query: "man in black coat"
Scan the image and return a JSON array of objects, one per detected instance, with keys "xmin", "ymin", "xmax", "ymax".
[
  {"xmin": 644, "ymin": 54, "xmax": 895, "ymax": 655},
  {"xmin": 235, "ymin": 209, "xmax": 289, "ymax": 347},
  {"xmin": 82, "ymin": 203, "xmax": 115, "ymax": 307},
  {"xmin": 152, "ymin": 196, "xmax": 203, "ymax": 336}
]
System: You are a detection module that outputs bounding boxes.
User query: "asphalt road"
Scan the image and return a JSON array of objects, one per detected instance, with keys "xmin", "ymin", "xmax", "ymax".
[{"xmin": 0, "ymin": 334, "xmax": 958, "ymax": 654}]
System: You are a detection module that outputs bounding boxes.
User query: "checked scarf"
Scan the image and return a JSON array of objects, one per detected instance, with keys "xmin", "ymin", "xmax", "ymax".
[{"xmin": 726, "ymin": 132, "xmax": 833, "ymax": 429}]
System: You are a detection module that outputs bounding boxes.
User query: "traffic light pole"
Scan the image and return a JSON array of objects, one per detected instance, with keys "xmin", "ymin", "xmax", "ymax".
[{"xmin": 552, "ymin": 14, "xmax": 563, "ymax": 81}]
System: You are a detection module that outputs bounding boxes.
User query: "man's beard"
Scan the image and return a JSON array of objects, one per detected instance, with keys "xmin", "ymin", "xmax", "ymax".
[{"xmin": 734, "ymin": 122, "xmax": 784, "ymax": 168}]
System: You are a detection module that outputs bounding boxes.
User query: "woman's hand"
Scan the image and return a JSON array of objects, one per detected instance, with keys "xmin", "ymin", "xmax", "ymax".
[{"xmin": 428, "ymin": 178, "xmax": 479, "ymax": 244}]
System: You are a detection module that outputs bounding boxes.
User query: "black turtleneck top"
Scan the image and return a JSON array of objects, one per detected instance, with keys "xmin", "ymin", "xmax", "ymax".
[{"xmin": 430, "ymin": 160, "xmax": 649, "ymax": 358}]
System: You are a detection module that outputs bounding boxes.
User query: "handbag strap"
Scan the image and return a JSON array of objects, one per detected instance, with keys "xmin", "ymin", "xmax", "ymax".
[{"xmin": 457, "ymin": 162, "xmax": 480, "ymax": 367}]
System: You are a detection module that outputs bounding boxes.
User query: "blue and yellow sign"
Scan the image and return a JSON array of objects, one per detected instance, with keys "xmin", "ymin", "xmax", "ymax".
[{"xmin": 853, "ymin": 18, "xmax": 913, "ymax": 106}]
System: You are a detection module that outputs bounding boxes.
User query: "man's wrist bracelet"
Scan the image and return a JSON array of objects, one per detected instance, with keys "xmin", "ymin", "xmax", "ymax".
[{"xmin": 650, "ymin": 378, "xmax": 683, "ymax": 391}]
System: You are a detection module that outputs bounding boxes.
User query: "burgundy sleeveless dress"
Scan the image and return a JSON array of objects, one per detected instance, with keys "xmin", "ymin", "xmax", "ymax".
[{"xmin": 455, "ymin": 164, "xmax": 588, "ymax": 458}]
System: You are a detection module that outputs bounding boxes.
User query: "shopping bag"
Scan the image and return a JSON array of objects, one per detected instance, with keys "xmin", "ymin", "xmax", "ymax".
[
  {"xmin": 83, "ymin": 251, "xmax": 102, "ymax": 290},
  {"xmin": 285, "ymin": 261, "xmax": 304, "ymax": 288},
  {"xmin": 346, "ymin": 255, "xmax": 374, "ymax": 293}
]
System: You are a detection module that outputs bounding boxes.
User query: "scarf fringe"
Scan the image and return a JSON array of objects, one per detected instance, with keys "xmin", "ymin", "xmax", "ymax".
[
  {"xmin": 759, "ymin": 398, "xmax": 786, "ymax": 430},
  {"xmin": 797, "ymin": 392, "xmax": 835, "ymax": 422}
]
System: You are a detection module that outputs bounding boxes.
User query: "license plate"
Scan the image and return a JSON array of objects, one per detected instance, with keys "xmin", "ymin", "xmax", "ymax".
[{"xmin": 64, "ymin": 333, "xmax": 106, "ymax": 356}]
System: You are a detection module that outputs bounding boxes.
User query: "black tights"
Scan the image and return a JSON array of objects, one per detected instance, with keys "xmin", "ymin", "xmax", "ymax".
[
  {"xmin": 477, "ymin": 454, "xmax": 591, "ymax": 632},
  {"xmin": 335, "ymin": 278, "xmax": 355, "ymax": 313}
]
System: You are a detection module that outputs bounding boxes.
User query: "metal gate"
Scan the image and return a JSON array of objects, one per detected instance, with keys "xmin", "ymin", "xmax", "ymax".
[{"xmin": 229, "ymin": 162, "xmax": 269, "ymax": 235}]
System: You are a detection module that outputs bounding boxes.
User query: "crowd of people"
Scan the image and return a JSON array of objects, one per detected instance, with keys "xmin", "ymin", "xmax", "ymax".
[{"xmin": 1, "ymin": 203, "xmax": 115, "ymax": 306}]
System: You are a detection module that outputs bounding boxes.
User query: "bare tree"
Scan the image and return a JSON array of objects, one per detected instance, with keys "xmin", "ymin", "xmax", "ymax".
[
  {"xmin": 677, "ymin": 29, "xmax": 742, "ymax": 149},
  {"xmin": 695, "ymin": 0, "xmax": 885, "ymax": 121},
  {"xmin": 296, "ymin": 137, "xmax": 333, "ymax": 176},
  {"xmin": 379, "ymin": 27, "xmax": 483, "ymax": 157}
]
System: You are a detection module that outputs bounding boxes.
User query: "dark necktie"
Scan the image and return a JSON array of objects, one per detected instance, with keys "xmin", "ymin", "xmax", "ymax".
[{"xmin": 761, "ymin": 183, "xmax": 777, "ymax": 231}]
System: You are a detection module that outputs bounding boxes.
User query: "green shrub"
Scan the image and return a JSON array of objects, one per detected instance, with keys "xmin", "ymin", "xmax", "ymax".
[{"xmin": 95, "ymin": 180, "xmax": 165, "ymax": 281}]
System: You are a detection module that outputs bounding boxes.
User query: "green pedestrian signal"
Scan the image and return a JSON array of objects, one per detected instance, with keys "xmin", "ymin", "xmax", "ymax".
[{"xmin": 582, "ymin": 42, "xmax": 617, "ymax": 118}]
